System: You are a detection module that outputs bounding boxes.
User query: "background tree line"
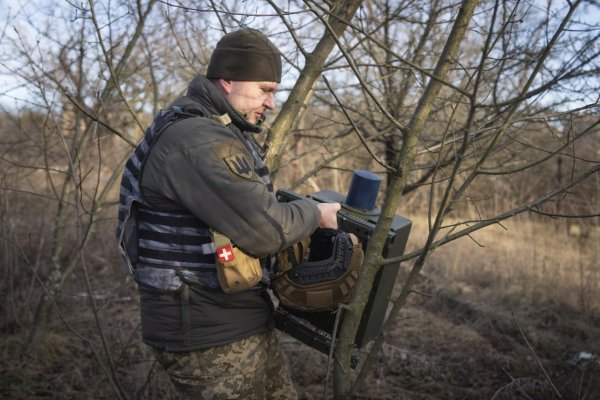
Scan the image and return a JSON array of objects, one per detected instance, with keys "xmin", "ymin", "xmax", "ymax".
[{"xmin": 1, "ymin": 0, "xmax": 598, "ymax": 398}]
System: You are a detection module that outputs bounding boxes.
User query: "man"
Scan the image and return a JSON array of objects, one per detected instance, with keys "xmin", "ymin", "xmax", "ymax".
[{"xmin": 116, "ymin": 28, "xmax": 340, "ymax": 399}]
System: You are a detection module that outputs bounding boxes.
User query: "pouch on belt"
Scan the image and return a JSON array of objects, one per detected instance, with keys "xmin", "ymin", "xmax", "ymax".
[{"xmin": 211, "ymin": 229, "xmax": 263, "ymax": 293}]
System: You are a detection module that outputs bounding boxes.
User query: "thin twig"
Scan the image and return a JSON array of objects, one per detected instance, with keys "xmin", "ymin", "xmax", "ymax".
[
  {"xmin": 324, "ymin": 304, "xmax": 346, "ymax": 399},
  {"xmin": 322, "ymin": 75, "xmax": 395, "ymax": 172},
  {"xmin": 513, "ymin": 314, "xmax": 563, "ymax": 399}
]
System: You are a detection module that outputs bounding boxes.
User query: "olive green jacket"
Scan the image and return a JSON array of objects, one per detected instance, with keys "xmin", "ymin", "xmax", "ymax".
[
  {"xmin": 136, "ymin": 75, "xmax": 319, "ymax": 351},
  {"xmin": 141, "ymin": 76, "xmax": 319, "ymax": 256}
]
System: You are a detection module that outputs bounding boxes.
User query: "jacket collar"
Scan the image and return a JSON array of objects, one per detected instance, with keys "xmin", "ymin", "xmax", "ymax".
[{"xmin": 172, "ymin": 75, "xmax": 262, "ymax": 134}]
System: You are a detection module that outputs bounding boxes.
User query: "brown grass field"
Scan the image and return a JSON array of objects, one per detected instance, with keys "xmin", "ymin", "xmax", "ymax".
[
  {"xmin": 1, "ymin": 210, "xmax": 598, "ymax": 399},
  {"xmin": 288, "ymin": 215, "xmax": 600, "ymax": 399}
]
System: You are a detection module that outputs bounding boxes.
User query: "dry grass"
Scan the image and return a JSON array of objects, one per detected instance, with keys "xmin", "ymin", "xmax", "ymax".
[
  {"xmin": 1, "ymin": 206, "xmax": 599, "ymax": 399},
  {"xmin": 285, "ymin": 213, "xmax": 600, "ymax": 399},
  {"xmin": 416, "ymin": 215, "xmax": 600, "ymax": 314}
]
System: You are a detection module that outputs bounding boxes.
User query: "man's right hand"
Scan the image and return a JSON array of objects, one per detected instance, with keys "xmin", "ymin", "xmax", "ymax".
[{"xmin": 317, "ymin": 202, "xmax": 341, "ymax": 229}]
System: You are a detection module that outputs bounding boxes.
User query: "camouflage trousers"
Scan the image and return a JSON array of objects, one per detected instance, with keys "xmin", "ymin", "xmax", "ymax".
[{"xmin": 153, "ymin": 331, "xmax": 298, "ymax": 400}]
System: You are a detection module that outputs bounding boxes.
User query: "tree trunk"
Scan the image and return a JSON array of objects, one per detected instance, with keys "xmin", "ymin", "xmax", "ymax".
[
  {"xmin": 264, "ymin": 0, "xmax": 364, "ymax": 175},
  {"xmin": 332, "ymin": 1, "xmax": 479, "ymax": 397}
]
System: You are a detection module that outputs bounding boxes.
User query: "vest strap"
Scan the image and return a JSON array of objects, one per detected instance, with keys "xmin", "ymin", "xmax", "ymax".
[{"xmin": 211, "ymin": 113, "xmax": 232, "ymax": 126}]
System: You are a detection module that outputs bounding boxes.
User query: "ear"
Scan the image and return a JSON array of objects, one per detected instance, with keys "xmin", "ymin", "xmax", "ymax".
[{"xmin": 218, "ymin": 79, "xmax": 233, "ymax": 95}]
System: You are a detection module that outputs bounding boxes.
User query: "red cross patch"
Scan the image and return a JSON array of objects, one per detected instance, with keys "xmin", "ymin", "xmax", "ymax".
[{"xmin": 217, "ymin": 245, "xmax": 235, "ymax": 263}]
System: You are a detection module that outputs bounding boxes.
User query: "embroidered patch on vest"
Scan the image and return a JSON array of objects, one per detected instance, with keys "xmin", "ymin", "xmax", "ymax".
[
  {"xmin": 223, "ymin": 153, "xmax": 253, "ymax": 179},
  {"xmin": 212, "ymin": 139, "xmax": 254, "ymax": 180}
]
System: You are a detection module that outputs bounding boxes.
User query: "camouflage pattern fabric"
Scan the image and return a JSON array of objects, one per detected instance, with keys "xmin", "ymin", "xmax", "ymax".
[{"xmin": 153, "ymin": 331, "xmax": 298, "ymax": 399}]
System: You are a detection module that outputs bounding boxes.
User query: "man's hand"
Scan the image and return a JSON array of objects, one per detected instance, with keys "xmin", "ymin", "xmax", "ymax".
[{"xmin": 317, "ymin": 202, "xmax": 341, "ymax": 229}]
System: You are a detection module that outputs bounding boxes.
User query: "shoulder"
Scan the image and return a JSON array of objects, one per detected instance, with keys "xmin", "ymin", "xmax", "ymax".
[
  {"xmin": 177, "ymin": 114, "xmax": 233, "ymax": 138},
  {"xmin": 156, "ymin": 114, "xmax": 237, "ymax": 151},
  {"xmin": 158, "ymin": 115, "xmax": 256, "ymax": 180}
]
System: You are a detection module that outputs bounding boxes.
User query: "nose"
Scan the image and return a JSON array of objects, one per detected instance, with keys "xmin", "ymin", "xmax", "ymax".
[{"xmin": 264, "ymin": 94, "xmax": 275, "ymax": 111}]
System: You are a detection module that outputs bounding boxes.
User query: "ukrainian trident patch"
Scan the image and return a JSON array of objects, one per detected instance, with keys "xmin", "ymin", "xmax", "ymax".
[{"xmin": 223, "ymin": 153, "xmax": 253, "ymax": 179}]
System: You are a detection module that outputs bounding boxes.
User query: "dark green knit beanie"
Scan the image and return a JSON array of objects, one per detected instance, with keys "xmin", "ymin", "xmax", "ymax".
[{"xmin": 206, "ymin": 28, "xmax": 282, "ymax": 83}]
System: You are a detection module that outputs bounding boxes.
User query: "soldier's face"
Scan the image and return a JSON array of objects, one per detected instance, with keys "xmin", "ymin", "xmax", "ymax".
[{"xmin": 221, "ymin": 80, "xmax": 279, "ymax": 124}]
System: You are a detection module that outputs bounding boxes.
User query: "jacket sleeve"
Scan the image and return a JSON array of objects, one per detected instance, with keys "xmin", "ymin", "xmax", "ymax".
[{"xmin": 148, "ymin": 122, "xmax": 320, "ymax": 257}]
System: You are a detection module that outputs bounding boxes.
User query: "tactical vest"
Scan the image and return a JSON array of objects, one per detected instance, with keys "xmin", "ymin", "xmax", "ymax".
[{"xmin": 116, "ymin": 107, "xmax": 273, "ymax": 291}]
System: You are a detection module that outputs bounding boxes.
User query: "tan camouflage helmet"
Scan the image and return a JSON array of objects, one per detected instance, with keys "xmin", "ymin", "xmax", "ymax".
[{"xmin": 273, "ymin": 228, "xmax": 364, "ymax": 311}]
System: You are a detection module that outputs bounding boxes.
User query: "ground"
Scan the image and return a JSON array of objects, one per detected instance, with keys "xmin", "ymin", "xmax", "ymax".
[
  {"xmin": 284, "ymin": 268, "xmax": 600, "ymax": 399},
  {"xmin": 1, "ymin": 220, "xmax": 599, "ymax": 399}
]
